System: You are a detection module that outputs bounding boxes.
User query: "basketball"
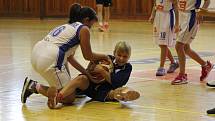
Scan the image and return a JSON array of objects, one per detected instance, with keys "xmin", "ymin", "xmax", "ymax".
[{"xmin": 88, "ymin": 60, "xmax": 113, "ymax": 82}]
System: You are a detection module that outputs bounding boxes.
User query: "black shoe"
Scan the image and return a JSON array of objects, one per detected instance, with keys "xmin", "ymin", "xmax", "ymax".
[
  {"xmin": 207, "ymin": 108, "xmax": 215, "ymax": 114},
  {"xmin": 21, "ymin": 77, "xmax": 37, "ymax": 103}
]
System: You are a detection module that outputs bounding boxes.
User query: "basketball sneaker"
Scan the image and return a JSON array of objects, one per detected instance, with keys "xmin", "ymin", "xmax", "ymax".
[
  {"xmin": 156, "ymin": 67, "xmax": 166, "ymax": 76},
  {"xmin": 167, "ymin": 61, "xmax": 179, "ymax": 73},
  {"xmin": 103, "ymin": 23, "xmax": 109, "ymax": 30},
  {"xmin": 112, "ymin": 87, "xmax": 140, "ymax": 101},
  {"xmin": 200, "ymin": 61, "xmax": 213, "ymax": 81},
  {"xmin": 171, "ymin": 73, "xmax": 188, "ymax": 85},
  {"xmin": 206, "ymin": 80, "xmax": 215, "ymax": 87},
  {"xmin": 207, "ymin": 108, "xmax": 215, "ymax": 114},
  {"xmin": 21, "ymin": 77, "xmax": 38, "ymax": 103}
]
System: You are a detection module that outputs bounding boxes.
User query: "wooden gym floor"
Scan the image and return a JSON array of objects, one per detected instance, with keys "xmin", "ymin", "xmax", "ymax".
[{"xmin": 0, "ymin": 19, "xmax": 215, "ymax": 121}]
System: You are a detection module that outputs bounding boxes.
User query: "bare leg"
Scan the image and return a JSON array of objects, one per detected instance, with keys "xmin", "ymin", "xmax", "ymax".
[
  {"xmin": 47, "ymin": 75, "xmax": 89, "ymax": 109},
  {"xmin": 184, "ymin": 44, "xmax": 206, "ymax": 66},
  {"xmin": 97, "ymin": 4, "xmax": 103, "ymax": 26},
  {"xmin": 36, "ymin": 84, "xmax": 49, "ymax": 97},
  {"xmin": 60, "ymin": 92, "xmax": 76, "ymax": 105},
  {"xmin": 166, "ymin": 48, "xmax": 175, "ymax": 64},
  {"xmin": 104, "ymin": 6, "xmax": 110, "ymax": 25},
  {"xmin": 175, "ymin": 42, "xmax": 186, "ymax": 74},
  {"xmin": 159, "ymin": 45, "xmax": 168, "ymax": 68},
  {"xmin": 59, "ymin": 75, "xmax": 89, "ymax": 99}
]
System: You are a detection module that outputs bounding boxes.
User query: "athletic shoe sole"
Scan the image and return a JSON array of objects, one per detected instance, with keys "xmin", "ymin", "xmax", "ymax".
[
  {"xmin": 207, "ymin": 82, "xmax": 215, "ymax": 87},
  {"xmin": 114, "ymin": 90, "xmax": 140, "ymax": 101},
  {"xmin": 21, "ymin": 77, "xmax": 30, "ymax": 103}
]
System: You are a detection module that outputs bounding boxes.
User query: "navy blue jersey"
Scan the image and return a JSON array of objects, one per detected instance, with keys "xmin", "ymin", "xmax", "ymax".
[{"xmin": 78, "ymin": 55, "xmax": 132, "ymax": 101}]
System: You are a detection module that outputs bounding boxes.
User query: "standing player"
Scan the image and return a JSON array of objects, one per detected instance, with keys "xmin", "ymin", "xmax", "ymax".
[
  {"xmin": 149, "ymin": 0, "xmax": 180, "ymax": 76},
  {"xmin": 21, "ymin": 4, "xmax": 110, "ymax": 105},
  {"xmin": 171, "ymin": 0, "xmax": 213, "ymax": 85},
  {"xmin": 96, "ymin": 0, "xmax": 112, "ymax": 31}
]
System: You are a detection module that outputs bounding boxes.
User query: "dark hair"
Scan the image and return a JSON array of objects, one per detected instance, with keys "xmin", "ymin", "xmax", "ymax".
[{"xmin": 68, "ymin": 3, "xmax": 98, "ymax": 24}]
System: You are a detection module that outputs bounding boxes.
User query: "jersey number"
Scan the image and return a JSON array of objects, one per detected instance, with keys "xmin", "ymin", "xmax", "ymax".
[
  {"xmin": 160, "ymin": 32, "xmax": 166, "ymax": 40},
  {"xmin": 51, "ymin": 26, "xmax": 66, "ymax": 37}
]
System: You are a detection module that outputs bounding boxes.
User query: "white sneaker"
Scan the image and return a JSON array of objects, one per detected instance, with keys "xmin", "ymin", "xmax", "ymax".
[{"xmin": 207, "ymin": 81, "xmax": 215, "ymax": 87}]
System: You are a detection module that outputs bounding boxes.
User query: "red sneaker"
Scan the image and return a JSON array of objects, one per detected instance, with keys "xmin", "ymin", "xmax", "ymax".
[
  {"xmin": 98, "ymin": 25, "xmax": 106, "ymax": 32},
  {"xmin": 171, "ymin": 73, "xmax": 188, "ymax": 85},
  {"xmin": 104, "ymin": 23, "xmax": 109, "ymax": 30},
  {"xmin": 200, "ymin": 61, "xmax": 214, "ymax": 81}
]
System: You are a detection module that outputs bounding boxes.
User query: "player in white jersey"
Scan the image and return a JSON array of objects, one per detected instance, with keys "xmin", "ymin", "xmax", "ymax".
[
  {"xmin": 149, "ymin": 0, "xmax": 179, "ymax": 76},
  {"xmin": 171, "ymin": 0, "xmax": 213, "ymax": 85},
  {"xmin": 21, "ymin": 3, "xmax": 111, "ymax": 108}
]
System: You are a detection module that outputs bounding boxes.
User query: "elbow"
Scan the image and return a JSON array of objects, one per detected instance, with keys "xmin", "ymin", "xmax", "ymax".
[{"xmin": 83, "ymin": 54, "xmax": 94, "ymax": 61}]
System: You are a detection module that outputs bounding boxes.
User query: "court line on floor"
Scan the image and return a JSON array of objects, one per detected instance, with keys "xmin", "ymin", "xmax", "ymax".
[{"xmin": 105, "ymin": 101, "xmax": 204, "ymax": 115}]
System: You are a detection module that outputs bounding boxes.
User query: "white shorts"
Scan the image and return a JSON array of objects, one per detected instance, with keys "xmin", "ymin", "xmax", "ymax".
[
  {"xmin": 177, "ymin": 11, "xmax": 199, "ymax": 44},
  {"xmin": 31, "ymin": 40, "xmax": 70, "ymax": 89},
  {"xmin": 153, "ymin": 10, "xmax": 176, "ymax": 47}
]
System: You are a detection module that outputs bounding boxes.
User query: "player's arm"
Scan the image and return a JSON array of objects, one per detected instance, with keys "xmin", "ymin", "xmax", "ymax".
[
  {"xmin": 198, "ymin": 8, "xmax": 215, "ymax": 17},
  {"xmin": 110, "ymin": 64, "xmax": 132, "ymax": 89},
  {"xmin": 67, "ymin": 55, "xmax": 87, "ymax": 75},
  {"xmin": 91, "ymin": 64, "xmax": 111, "ymax": 83},
  {"xmin": 79, "ymin": 26, "xmax": 109, "ymax": 62},
  {"xmin": 149, "ymin": 0, "xmax": 156, "ymax": 24},
  {"xmin": 196, "ymin": 0, "xmax": 210, "ymax": 23},
  {"xmin": 173, "ymin": 0, "xmax": 180, "ymax": 33},
  {"xmin": 202, "ymin": 0, "xmax": 210, "ymax": 9},
  {"xmin": 67, "ymin": 55, "xmax": 97, "ymax": 82}
]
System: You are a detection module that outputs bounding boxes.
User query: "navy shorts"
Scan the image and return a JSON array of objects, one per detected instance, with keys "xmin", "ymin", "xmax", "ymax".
[
  {"xmin": 96, "ymin": 0, "xmax": 112, "ymax": 7},
  {"xmin": 76, "ymin": 82, "xmax": 111, "ymax": 102}
]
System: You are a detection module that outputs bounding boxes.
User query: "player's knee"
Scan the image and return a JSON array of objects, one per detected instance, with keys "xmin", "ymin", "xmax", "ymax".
[
  {"xmin": 77, "ymin": 75, "xmax": 89, "ymax": 90},
  {"xmin": 184, "ymin": 45, "xmax": 190, "ymax": 53},
  {"xmin": 175, "ymin": 43, "xmax": 183, "ymax": 52},
  {"xmin": 159, "ymin": 45, "xmax": 167, "ymax": 48},
  {"xmin": 79, "ymin": 75, "xmax": 88, "ymax": 82}
]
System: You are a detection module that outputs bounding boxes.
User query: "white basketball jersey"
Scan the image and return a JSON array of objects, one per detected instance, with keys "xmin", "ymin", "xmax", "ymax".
[
  {"xmin": 155, "ymin": 0, "xmax": 173, "ymax": 11},
  {"xmin": 178, "ymin": 0, "xmax": 201, "ymax": 11},
  {"xmin": 43, "ymin": 22, "xmax": 84, "ymax": 69}
]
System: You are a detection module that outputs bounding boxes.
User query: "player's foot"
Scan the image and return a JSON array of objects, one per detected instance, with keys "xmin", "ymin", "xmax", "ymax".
[
  {"xmin": 200, "ymin": 61, "xmax": 213, "ymax": 81},
  {"xmin": 156, "ymin": 67, "xmax": 166, "ymax": 76},
  {"xmin": 167, "ymin": 61, "xmax": 179, "ymax": 73},
  {"xmin": 104, "ymin": 23, "xmax": 109, "ymax": 30},
  {"xmin": 47, "ymin": 87, "xmax": 58, "ymax": 109},
  {"xmin": 171, "ymin": 73, "xmax": 188, "ymax": 85},
  {"xmin": 98, "ymin": 25, "xmax": 106, "ymax": 32},
  {"xmin": 21, "ymin": 77, "xmax": 38, "ymax": 103},
  {"xmin": 113, "ymin": 87, "xmax": 140, "ymax": 101}
]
